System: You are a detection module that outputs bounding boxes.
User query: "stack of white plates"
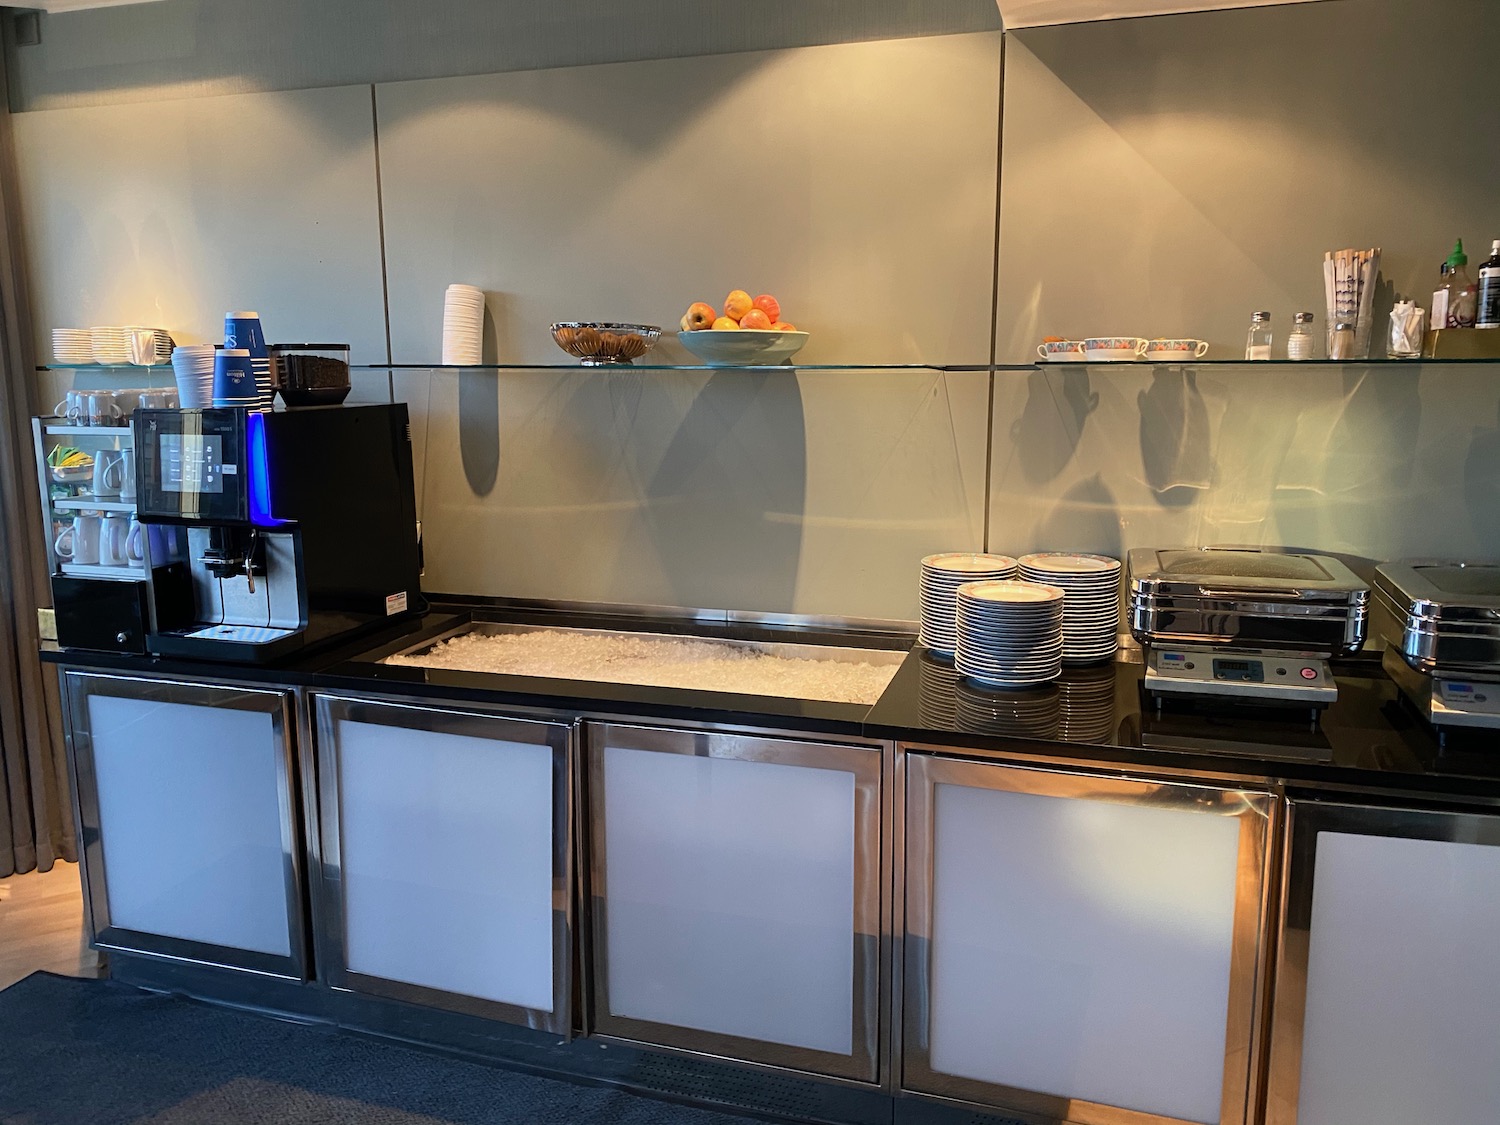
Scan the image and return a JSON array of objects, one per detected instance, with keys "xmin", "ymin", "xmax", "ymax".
[
  {"xmin": 1056, "ymin": 666, "xmax": 1117, "ymax": 744},
  {"xmin": 442, "ymin": 283, "xmax": 485, "ymax": 365},
  {"xmin": 919, "ymin": 552, "xmax": 1017, "ymax": 654},
  {"xmin": 90, "ymin": 326, "xmax": 131, "ymax": 364},
  {"xmin": 171, "ymin": 345, "xmax": 216, "ymax": 408},
  {"xmin": 1017, "ymin": 553, "xmax": 1122, "ymax": 665},
  {"xmin": 955, "ymin": 579, "xmax": 1065, "ymax": 688},
  {"xmin": 52, "ymin": 328, "xmax": 92, "ymax": 364}
]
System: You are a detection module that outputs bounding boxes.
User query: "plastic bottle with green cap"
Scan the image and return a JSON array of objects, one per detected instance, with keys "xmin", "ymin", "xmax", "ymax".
[{"xmin": 1435, "ymin": 239, "xmax": 1478, "ymax": 328}]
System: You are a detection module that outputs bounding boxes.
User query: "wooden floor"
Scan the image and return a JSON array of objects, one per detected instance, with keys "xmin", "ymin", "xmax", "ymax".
[{"xmin": 0, "ymin": 861, "xmax": 102, "ymax": 990}]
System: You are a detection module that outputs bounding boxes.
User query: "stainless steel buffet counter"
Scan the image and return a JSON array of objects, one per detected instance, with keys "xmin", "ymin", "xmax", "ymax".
[{"xmin": 41, "ymin": 603, "xmax": 1500, "ymax": 1125}]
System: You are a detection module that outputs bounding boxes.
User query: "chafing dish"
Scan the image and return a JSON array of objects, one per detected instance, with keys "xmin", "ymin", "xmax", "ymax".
[{"xmin": 1128, "ymin": 547, "xmax": 1369, "ymax": 656}]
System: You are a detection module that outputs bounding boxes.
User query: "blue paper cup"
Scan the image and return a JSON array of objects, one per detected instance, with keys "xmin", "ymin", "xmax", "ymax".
[
  {"xmin": 213, "ymin": 348, "xmax": 259, "ymax": 407},
  {"xmin": 224, "ymin": 311, "xmax": 267, "ymax": 357}
]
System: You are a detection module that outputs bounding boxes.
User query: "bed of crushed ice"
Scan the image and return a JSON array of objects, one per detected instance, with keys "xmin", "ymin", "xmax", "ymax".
[{"xmin": 385, "ymin": 629, "xmax": 901, "ymax": 704}]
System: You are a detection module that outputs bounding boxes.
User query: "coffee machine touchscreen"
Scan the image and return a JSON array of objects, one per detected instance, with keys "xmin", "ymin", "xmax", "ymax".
[{"xmin": 159, "ymin": 433, "xmax": 225, "ymax": 494}]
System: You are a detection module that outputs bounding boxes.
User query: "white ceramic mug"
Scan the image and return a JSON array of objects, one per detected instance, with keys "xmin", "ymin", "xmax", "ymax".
[
  {"xmin": 101, "ymin": 514, "xmax": 130, "ymax": 566},
  {"xmin": 55, "ymin": 514, "xmax": 101, "ymax": 565},
  {"xmin": 118, "ymin": 449, "xmax": 137, "ymax": 503},
  {"xmin": 86, "ymin": 392, "xmax": 123, "ymax": 428},
  {"xmin": 138, "ymin": 388, "xmax": 175, "ymax": 410},
  {"xmin": 52, "ymin": 389, "xmax": 87, "ymax": 424},
  {"xmin": 126, "ymin": 520, "xmax": 147, "ymax": 564},
  {"xmin": 92, "ymin": 449, "xmax": 126, "ymax": 498}
]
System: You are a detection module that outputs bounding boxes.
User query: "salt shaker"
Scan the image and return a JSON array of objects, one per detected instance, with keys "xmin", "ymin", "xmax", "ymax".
[
  {"xmin": 1287, "ymin": 313, "xmax": 1316, "ymax": 360},
  {"xmin": 1328, "ymin": 322, "xmax": 1357, "ymax": 361}
]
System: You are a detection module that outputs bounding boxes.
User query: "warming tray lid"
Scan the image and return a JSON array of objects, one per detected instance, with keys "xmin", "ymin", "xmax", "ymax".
[
  {"xmin": 1374, "ymin": 560, "xmax": 1500, "ymax": 624},
  {"xmin": 1127, "ymin": 547, "xmax": 1369, "ymax": 605}
]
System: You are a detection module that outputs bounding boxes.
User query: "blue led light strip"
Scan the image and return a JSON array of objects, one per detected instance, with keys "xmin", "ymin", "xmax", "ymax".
[{"xmin": 246, "ymin": 411, "xmax": 290, "ymax": 527}]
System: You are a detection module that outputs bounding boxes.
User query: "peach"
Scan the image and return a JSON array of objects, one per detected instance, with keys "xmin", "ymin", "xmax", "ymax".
[
  {"xmin": 752, "ymin": 294, "xmax": 781, "ymax": 323},
  {"xmin": 681, "ymin": 302, "xmax": 716, "ymax": 331},
  {"xmin": 723, "ymin": 290, "xmax": 753, "ymax": 321},
  {"xmin": 738, "ymin": 308, "xmax": 772, "ymax": 330},
  {"xmin": 711, "ymin": 316, "xmax": 741, "ymax": 330},
  {"xmin": 771, "ymin": 321, "xmax": 796, "ymax": 332}
]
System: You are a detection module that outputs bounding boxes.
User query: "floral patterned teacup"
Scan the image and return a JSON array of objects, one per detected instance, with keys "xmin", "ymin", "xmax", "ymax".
[
  {"xmin": 1080, "ymin": 337, "xmax": 1149, "ymax": 361},
  {"xmin": 1145, "ymin": 338, "xmax": 1210, "ymax": 361},
  {"xmin": 1036, "ymin": 340, "xmax": 1084, "ymax": 361}
]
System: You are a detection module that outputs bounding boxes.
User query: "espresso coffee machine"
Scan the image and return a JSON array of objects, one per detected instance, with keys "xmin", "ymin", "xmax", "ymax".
[{"xmin": 132, "ymin": 405, "xmax": 421, "ymax": 662}]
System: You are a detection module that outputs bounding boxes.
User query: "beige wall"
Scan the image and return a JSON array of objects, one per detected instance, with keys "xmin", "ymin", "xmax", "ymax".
[{"xmin": 13, "ymin": 1, "xmax": 1499, "ymax": 621}]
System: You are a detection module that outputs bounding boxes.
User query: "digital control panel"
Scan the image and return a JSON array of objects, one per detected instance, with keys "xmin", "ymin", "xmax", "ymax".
[
  {"xmin": 1430, "ymin": 679, "xmax": 1500, "ymax": 729},
  {"xmin": 133, "ymin": 409, "xmax": 249, "ymax": 523},
  {"xmin": 1146, "ymin": 647, "xmax": 1336, "ymax": 705}
]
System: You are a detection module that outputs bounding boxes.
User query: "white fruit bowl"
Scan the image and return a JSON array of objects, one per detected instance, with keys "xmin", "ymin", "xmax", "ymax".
[{"xmin": 677, "ymin": 329, "xmax": 809, "ymax": 367}]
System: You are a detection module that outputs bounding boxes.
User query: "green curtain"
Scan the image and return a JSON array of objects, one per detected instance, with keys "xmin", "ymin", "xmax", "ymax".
[{"xmin": 0, "ymin": 42, "xmax": 73, "ymax": 877}]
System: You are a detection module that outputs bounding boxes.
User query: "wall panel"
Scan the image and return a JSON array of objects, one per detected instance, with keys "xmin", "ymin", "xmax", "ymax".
[
  {"xmin": 375, "ymin": 33, "xmax": 1002, "ymax": 368},
  {"xmin": 13, "ymin": 84, "xmax": 388, "ymax": 365}
]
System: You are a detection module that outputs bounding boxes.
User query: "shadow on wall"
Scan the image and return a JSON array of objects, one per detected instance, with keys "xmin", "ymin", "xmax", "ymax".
[
  {"xmin": 1001, "ymin": 0, "xmax": 1500, "ymax": 358},
  {"xmin": 1035, "ymin": 474, "xmax": 1123, "ymax": 560},
  {"xmin": 1012, "ymin": 368, "xmax": 1098, "ymax": 485},
  {"xmin": 641, "ymin": 370, "xmax": 807, "ymax": 611},
  {"xmin": 1138, "ymin": 369, "xmax": 1211, "ymax": 507}
]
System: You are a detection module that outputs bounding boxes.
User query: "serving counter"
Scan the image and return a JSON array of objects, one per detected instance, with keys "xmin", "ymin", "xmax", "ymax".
[{"xmin": 42, "ymin": 605, "xmax": 1500, "ymax": 1125}]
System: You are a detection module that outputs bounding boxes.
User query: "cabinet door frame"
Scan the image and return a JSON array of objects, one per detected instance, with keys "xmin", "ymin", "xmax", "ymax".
[
  {"xmin": 1264, "ymin": 797, "xmax": 1500, "ymax": 1125},
  {"xmin": 312, "ymin": 692, "xmax": 575, "ymax": 1036},
  {"xmin": 901, "ymin": 751, "xmax": 1276, "ymax": 1125},
  {"xmin": 585, "ymin": 721, "xmax": 885, "ymax": 1083},
  {"xmin": 62, "ymin": 670, "xmax": 308, "ymax": 980}
]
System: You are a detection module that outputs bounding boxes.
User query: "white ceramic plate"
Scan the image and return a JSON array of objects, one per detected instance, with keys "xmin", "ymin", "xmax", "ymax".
[{"xmin": 677, "ymin": 329, "xmax": 809, "ymax": 367}]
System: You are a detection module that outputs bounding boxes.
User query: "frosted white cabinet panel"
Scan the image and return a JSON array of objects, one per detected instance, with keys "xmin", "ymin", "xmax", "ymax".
[
  {"xmin": 87, "ymin": 693, "xmax": 291, "ymax": 958},
  {"xmin": 598, "ymin": 735, "xmax": 866, "ymax": 1061},
  {"xmin": 1292, "ymin": 830, "xmax": 1500, "ymax": 1125},
  {"xmin": 906, "ymin": 756, "xmax": 1270, "ymax": 1125},
  {"xmin": 335, "ymin": 717, "xmax": 556, "ymax": 1012}
]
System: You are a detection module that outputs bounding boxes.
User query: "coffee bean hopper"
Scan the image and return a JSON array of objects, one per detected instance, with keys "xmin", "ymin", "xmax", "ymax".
[
  {"xmin": 1374, "ymin": 560, "xmax": 1500, "ymax": 734},
  {"xmin": 1127, "ymin": 548, "xmax": 1370, "ymax": 714}
]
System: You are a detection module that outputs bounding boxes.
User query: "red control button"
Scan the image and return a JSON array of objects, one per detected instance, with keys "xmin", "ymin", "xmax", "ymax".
[{"xmin": 1300, "ymin": 667, "xmax": 1318, "ymax": 680}]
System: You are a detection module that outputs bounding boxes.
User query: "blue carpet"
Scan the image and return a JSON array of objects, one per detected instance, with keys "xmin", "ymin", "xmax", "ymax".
[{"xmin": 0, "ymin": 972, "xmax": 764, "ymax": 1125}]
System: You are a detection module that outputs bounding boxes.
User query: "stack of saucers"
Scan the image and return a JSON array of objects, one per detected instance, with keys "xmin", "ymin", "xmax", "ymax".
[
  {"xmin": 442, "ymin": 284, "xmax": 484, "ymax": 365},
  {"xmin": 52, "ymin": 328, "xmax": 92, "ymax": 363},
  {"xmin": 955, "ymin": 679, "xmax": 1061, "ymax": 739},
  {"xmin": 90, "ymin": 326, "xmax": 131, "ymax": 364},
  {"xmin": 171, "ymin": 344, "xmax": 216, "ymax": 408},
  {"xmin": 1055, "ymin": 665, "xmax": 1118, "ymax": 744},
  {"xmin": 919, "ymin": 553, "xmax": 1017, "ymax": 655},
  {"xmin": 954, "ymin": 579, "xmax": 1065, "ymax": 688},
  {"xmin": 1018, "ymin": 553, "xmax": 1122, "ymax": 665},
  {"xmin": 917, "ymin": 650, "xmax": 961, "ymax": 728}
]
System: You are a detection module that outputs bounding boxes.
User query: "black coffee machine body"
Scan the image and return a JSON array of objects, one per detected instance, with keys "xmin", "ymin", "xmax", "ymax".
[{"xmin": 133, "ymin": 404, "xmax": 421, "ymax": 662}]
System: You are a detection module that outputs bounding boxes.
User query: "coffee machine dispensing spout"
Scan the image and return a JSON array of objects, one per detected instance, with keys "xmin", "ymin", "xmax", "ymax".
[{"xmin": 200, "ymin": 525, "xmax": 266, "ymax": 593}]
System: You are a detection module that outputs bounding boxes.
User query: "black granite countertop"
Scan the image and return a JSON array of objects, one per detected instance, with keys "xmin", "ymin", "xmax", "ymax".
[
  {"xmin": 866, "ymin": 646, "xmax": 1500, "ymax": 800},
  {"xmin": 41, "ymin": 607, "xmax": 1500, "ymax": 801}
]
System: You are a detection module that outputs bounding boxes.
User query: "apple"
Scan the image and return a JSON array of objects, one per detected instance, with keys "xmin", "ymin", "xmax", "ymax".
[
  {"xmin": 681, "ymin": 302, "xmax": 716, "ymax": 331},
  {"xmin": 723, "ymin": 290, "xmax": 753, "ymax": 321},
  {"xmin": 771, "ymin": 321, "xmax": 796, "ymax": 332},
  {"xmin": 738, "ymin": 308, "xmax": 772, "ymax": 330},
  {"xmin": 711, "ymin": 316, "xmax": 741, "ymax": 330},
  {"xmin": 752, "ymin": 294, "xmax": 781, "ymax": 323}
]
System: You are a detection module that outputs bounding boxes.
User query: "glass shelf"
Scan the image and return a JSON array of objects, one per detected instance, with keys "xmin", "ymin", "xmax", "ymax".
[
  {"xmin": 58, "ymin": 562, "xmax": 145, "ymax": 580},
  {"xmin": 42, "ymin": 422, "xmax": 133, "ymax": 438},
  {"xmin": 52, "ymin": 498, "xmax": 135, "ymax": 513},
  {"xmin": 35, "ymin": 356, "xmax": 1500, "ymax": 375}
]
